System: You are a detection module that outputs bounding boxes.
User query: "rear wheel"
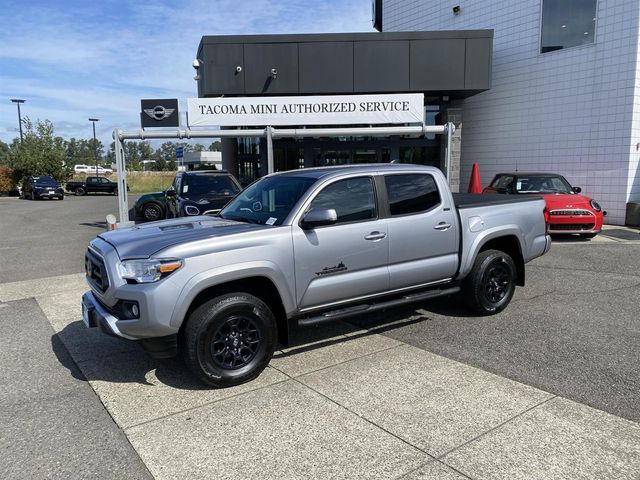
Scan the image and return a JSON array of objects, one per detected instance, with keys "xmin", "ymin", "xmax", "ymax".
[
  {"xmin": 463, "ymin": 249, "xmax": 517, "ymax": 315},
  {"xmin": 75, "ymin": 187, "xmax": 85, "ymax": 196},
  {"xmin": 141, "ymin": 201, "xmax": 164, "ymax": 222},
  {"xmin": 182, "ymin": 293, "xmax": 277, "ymax": 388}
]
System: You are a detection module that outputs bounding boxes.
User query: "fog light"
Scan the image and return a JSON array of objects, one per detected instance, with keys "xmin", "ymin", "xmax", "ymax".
[{"xmin": 131, "ymin": 304, "xmax": 139, "ymax": 317}]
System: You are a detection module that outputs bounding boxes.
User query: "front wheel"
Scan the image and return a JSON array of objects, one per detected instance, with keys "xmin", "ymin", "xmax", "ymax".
[
  {"xmin": 75, "ymin": 187, "xmax": 86, "ymax": 196},
  {"xmin": 182, "ymin": 293, "xmax": 277, "ymax": 388},
  {"xmin": 463, "ymin": 249, "xmax": 517, "ymax": 315},
  {"xmin": 141, "ymin": 201, "xmax": 164, "ymax": 222}
]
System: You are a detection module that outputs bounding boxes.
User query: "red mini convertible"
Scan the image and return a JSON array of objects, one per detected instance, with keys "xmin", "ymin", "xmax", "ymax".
[{"xmin": 484, "ymin": 173, "xmax": 605, "ymax": 238}]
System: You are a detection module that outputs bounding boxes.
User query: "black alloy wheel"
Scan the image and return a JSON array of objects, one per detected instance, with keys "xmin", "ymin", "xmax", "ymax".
[
  {"xmin": 183, "ymin": 292, "xmax": 277, "ymax": 388},
  {"xmin": 141, "ymin": 202, "xmax": 164, "ymax": 222},
  {"xmin": 75, "ymin": 187, "xmax": 86, "ymax": 196},
  {"xmin": 208, "ymin": 316, "xmax": 260, "ymax": 369},
  {"xmin": 464, "ymin": 249, "xmax": 517, "ymax": 315}
]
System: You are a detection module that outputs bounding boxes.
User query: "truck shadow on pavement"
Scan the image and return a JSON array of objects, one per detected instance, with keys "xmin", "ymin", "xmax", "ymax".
[
  {"xmin": 51, "ymin": 307, "xmax": 443, "ymax": 390},
  {"xmin": 51, "ymin": 321, "xmax": 211, "ymax": 391}
]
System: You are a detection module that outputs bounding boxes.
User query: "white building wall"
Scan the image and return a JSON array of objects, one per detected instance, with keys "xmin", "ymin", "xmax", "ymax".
[{"xmin": 384, "ymin": 0, "xmax": 640, "ymax": 224}]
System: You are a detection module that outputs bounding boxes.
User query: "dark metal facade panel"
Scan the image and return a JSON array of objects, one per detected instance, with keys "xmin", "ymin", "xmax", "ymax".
[
  {"xmin": 410, "ymin": 39, "xmax": 466, "ymax": 91},
  {"xmin": 197, "ymin": 31, "xmax": 493, "ymax": 98},
  {"xmin": 203, "ymin": 44, "xmax": 245, "ymax": 95},
  {"xmin": 244, "ymin": 43, "xmax": 298, "ymax": 94},
  {"xmin": 354, "ymin": 41, "xmax": 409, "ymax": 92},
  {"xmin": 299, "ymin": 42, "xmax": 354, "ymax": 94},
  {"xmin": 464, "ymin": 38, "xmax": 493, "ymax": 90}
]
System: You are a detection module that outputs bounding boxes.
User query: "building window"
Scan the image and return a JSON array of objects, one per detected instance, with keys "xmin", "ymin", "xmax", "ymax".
[{"xmin": 541, "ymin": 0, "xmax": 597, "ymax": 53}]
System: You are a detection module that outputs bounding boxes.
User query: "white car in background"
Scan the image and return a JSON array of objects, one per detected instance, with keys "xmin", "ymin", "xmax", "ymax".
[{"xmin": 74, "ymin": 164, "xmax": 113, "ymax": 174}]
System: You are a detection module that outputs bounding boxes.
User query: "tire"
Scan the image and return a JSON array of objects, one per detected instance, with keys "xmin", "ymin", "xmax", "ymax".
[
  {"xmin": 579, "ymin": 233, "xmax": 597, "ymax": 239},
  {"xmin": 141, "ymin": 201, "xmax": 164, "ymax": 222},
  {"xmin": 112, "ymin": 188, "xmax": 118, "ymax": 196},
  {"xmin": 75, "ymin": 187, "xmax": 86, "ymax": 196},
  {"xmin": 59, "ymin": 195, "xmax": 64, "ymax": 200},
  {"xmin": 30, "ymin": 191, "xmax": 35, "ymax": 200},
  {"xmin": 183, "ymin": 293, "xmax": 277, "ymax": 388},
  {"xmin": 463, "ymin": 249, "xmax": 517, "ymax": 315}
]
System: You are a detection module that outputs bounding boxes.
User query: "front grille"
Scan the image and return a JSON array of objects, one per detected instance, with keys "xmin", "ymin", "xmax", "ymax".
[
  {"xmin": 85, "ymin": 250, "xmax": 109, "ymax": 292},
  {"xmin": 550, "ymin": 209, "xmax": 593, "ymax": 216},
  {"xmin": 550, "ymin": 223, "xmax": 595, "ymax": 231}
]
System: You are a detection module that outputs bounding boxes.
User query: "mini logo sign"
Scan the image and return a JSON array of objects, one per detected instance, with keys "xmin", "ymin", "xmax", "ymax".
[
  {"xmin": 144, "ymin": 106, "xmax": 175, "ymax": 121},
  {"xmin": 140, "ymin": 99, "xmax": 179, "ymax": 128}
]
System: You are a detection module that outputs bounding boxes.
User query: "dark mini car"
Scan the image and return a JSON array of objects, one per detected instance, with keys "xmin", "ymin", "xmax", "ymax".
[
  {"xmin": 483, "ymin": 172, "xmax": 605, "ymax": 238},
  {"xmin": 166, "ymin": 170, "xmax": 241, "ymax": 218},
  {"xmin": 133, "ymin": 191, "xmax": 167, "ymax": 222},
  {"xmin": 21, "ymin": 176, "xmax": 64, "ymax": 200}
]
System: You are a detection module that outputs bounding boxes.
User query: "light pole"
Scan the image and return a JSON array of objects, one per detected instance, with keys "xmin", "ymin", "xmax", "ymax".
[
  {"xmin": 10, "ymin": 99, "xmax": 25, "ymax": 143},
  {"xmin": 89, "ymin": 118, "xmax": 100, "ymax": 175}
]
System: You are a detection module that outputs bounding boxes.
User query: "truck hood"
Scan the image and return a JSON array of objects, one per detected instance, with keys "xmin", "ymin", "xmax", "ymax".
[{"xmin": 98, "ymin": 216, "xmax": 269, "ymax": 259}]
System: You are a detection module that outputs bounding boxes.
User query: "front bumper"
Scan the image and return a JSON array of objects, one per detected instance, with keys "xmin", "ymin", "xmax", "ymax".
[{"xmin": 82, "ymin": 291, "xmax": 138, "ymax": 340}]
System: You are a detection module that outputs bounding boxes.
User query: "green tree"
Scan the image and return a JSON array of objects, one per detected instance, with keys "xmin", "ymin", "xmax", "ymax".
[
  {"xmin": 124, "ymin": 141, "xmax": 141, "ymax": 170},
  {"xmin": 193, "ymin": 143, "xmax": 205, "ymax": 152},
  {"xmin": 8, "ymin": 118, "xmax": 71, "ymax": 183},
  {"xmin": 0, "ymin": 140, "xmax": 10, "ymax": 166},
  {"xmin": 208, "ymin": 141, "xmax": 221, "ymax": 152}
]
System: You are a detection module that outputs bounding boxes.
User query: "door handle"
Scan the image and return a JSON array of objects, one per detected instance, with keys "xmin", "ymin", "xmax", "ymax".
[
  {"xmin": 364, "ymin": 231, "xmax": 387, "ymax": 241},
  {"xmin": 433, "ymin": 222, "xmax": 451, "ymax": 231}
]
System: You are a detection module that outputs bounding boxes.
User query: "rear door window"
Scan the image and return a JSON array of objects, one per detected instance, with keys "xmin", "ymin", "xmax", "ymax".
[{"xmin": 384, "ymin": 174, "xmax": 440, "ymax": 216}]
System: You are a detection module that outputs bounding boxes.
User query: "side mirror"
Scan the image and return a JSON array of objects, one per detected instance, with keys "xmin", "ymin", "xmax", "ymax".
[
  {"xmin": 496, "ymin": 187, "xmax": 509, "ymax": 194},
  {"xmin": 572, "ymin": 186, "xmax": 582, "ymax": 193},
  {"xmin": 301, "ymin": 208, "xmax": 338, "ymax": 229},
  {"xmin": 165, "ymin": 186, "xmax": 177, "ymax": 197}
]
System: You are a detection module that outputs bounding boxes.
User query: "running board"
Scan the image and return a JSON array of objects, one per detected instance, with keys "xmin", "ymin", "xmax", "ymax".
[{"xmin": 298, "ymin": 286, "xmax": 461, "ymax": 327}]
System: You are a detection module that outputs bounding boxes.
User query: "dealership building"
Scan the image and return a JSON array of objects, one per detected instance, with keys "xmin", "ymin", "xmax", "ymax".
[{"xmin": 195, "ymin": 0, "xmax": 640, "ymax": 224}]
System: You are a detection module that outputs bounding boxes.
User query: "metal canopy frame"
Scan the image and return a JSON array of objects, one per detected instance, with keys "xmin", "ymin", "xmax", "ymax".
[{"xmin": 113, "ymin": 123, "xmax": 455, "ymax": 226}]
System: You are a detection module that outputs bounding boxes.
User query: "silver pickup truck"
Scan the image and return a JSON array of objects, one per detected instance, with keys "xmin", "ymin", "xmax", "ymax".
[{"xmin": 82, "ymin": 164, "xmax": 551, "ymax": 387}]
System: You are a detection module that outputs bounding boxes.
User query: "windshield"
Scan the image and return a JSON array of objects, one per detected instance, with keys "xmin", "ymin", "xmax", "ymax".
[
  {"xmin": 182, "ymin": 175, "xmax": 240, "ymax": 198},
  {"xmin": 32, "ymin": 176, "xmax": 58, "ymax": 185},
  {"xmin": 514, "ymin": 175, "xmax": 573, "ymax": 194},
  {"xmin": 219, "ymin": 175, "xmax": 317, "ymax": 226}
]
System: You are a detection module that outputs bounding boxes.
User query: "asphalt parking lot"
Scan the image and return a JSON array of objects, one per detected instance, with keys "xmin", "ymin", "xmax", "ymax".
[{"xmin": 1, "ymin": 194, "xmax": 639, "ymax": 479}]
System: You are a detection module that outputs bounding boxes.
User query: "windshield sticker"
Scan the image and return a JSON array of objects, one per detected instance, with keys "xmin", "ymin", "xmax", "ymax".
[
  {"xmin": 266, "ymin": 217, "xmax": 277, "ymax": 225},
  {"xmin": 183, "ymin": 185, "xmax": 189, "ymax": 193}
]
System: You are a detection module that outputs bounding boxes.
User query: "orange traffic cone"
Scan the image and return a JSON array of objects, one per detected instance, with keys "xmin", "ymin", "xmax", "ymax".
[{"xmin": 468, "ymin": 162, "xmax": 482, "ymax": 193}]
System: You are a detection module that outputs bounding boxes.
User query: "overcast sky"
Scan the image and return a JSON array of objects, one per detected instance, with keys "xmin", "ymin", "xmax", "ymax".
[{"xmin": 0, "ymin": 0, "xmax": 372, "ymax": 147}]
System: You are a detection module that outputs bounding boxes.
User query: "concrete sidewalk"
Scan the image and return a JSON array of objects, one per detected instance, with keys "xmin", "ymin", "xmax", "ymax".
[{"xmin": 1, "ymin": 274, "xmax": 639, "ymax": 479}]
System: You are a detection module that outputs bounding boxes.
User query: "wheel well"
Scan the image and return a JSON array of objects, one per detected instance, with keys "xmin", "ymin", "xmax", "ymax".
[
  {"xmin": 479, "ymin": 236, "xmax": 525, "ymax": 286},
  {"xmin": 180, "ymin": 276, "xmax": 289, "ymax": 345}
]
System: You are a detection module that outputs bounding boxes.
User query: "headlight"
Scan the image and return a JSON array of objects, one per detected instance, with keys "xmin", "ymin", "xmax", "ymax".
[
  {"xmin": 118, "ymin": 259, "xmax": 183, "ymax": 283},
  {"xmin": 184, "ymin": 205, "xmax": 200, "ymax": 216},
  {"xmin": 590, "ymin": 199, "xmax": 601, "ymax": 212}
]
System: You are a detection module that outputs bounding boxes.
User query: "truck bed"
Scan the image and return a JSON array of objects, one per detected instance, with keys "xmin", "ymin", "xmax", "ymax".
[{"xmin": 453, "ymin": 193, "xmax": 543, "ymax": 209}]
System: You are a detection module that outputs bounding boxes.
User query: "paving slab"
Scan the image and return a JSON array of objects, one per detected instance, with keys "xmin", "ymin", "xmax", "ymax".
[
  {"xmin": 271, "ymin": 326, "xmax": 401, "ymax": 378},
  {"xmin": 76, "ymin": 349, "xmax": 289, "ymax": 429},
  {"xmin": 0, "ymin": 272, "xmax": 86, "ymax": 302},
  {"xmin": 127, "ymin": 380, "xmax": 430, "ymax": 480},
  {"xmin": 300, "ymin": 344, "xmax": 553, "ymax": 457},
  {"xmin": 443, "ymin": 396, "xmax": 640, "ymax": 480},
  {"xmin": 402, "ymin": 461, "xmax": 470, "ymax": 479}
]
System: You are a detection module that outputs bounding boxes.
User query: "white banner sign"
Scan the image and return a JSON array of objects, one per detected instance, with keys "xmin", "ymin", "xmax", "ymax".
[{"xmin": 187, "ymin": 93, "xmax": 424, "ymax": 127}]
